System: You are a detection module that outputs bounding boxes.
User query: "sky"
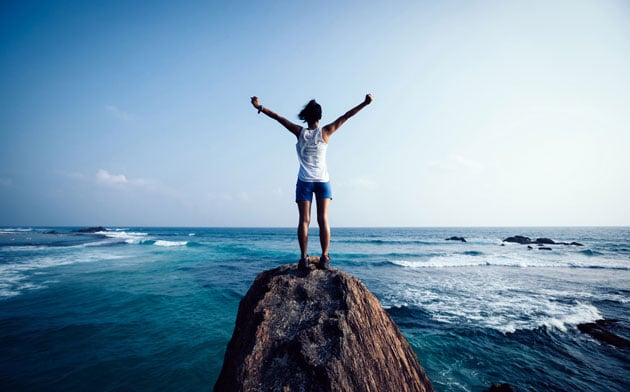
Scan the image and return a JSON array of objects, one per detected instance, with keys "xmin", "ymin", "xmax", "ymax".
[{"xmin": 1, "ymin": 0, "xmax": 629, "ymax": 227}]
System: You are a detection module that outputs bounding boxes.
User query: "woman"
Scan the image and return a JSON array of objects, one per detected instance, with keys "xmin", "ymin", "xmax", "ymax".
[{"xmin": 250, "ymin": 94, "xmax": 373, "ymax": 271}]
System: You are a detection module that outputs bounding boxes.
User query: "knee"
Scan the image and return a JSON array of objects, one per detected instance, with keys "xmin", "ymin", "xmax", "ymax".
[
  {"xmin": 300, "ymin": 213, "xmax": 311, "ymax": 226},
  {"xmin": 317, "ymin": 213, "xmax": 328, "ymax": 228}
]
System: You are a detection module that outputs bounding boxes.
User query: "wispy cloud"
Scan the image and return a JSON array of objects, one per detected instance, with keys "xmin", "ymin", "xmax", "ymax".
[
  {"xmin": 95, "ymin": 169, "xmax": 153, "ymax": 189},
  {"xmin": 96, "ymin": 169, "xmax": 128, "ymax": 186},
  {"xmin": 105, "ymin": 105, "xmax": 135, "ymax": 121}
]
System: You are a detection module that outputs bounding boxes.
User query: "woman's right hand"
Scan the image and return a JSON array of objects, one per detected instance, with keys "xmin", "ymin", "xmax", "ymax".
[
  {"xmin": 364, "ymin": 94, "xmax": 373, "ymax": 104},
  {"xmin": 250, "ymin": 96, "xmax": 260, "ymax": 109}
]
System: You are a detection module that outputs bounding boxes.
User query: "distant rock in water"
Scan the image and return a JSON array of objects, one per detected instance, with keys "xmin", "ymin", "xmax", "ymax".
[
  {"xmin": 504, "ymin": 235, "xmax": 584, "ymax": 247},
  {"xmin": 214, "ymin": 262, "xmax": 434, "ymax": 392},
  {"xmin": 503, "ymin": 235, "xmax": 532, "ymax": 244},
  {"xmin": 538, "ymin": 247, "xmax": 553, "ymax": 251},
  {"xmin": 578, "ymin": 319, "xmax": 630, "ymax": 349},
  {"xmin": 445, "ymin": 236, "xmax": 466, "ymax": 242},
  {"xmin": 72, "ymin": 226, "xmax": 107, "ymax": 233}
]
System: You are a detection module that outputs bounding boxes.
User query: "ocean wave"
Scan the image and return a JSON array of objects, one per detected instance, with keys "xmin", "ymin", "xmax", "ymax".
[
  {"xmin": 383, "ymin": 282, "xmax": 604, "ymax": 334},
  {"xmin": 579, "ymin": 249, "xmax": 603, "ymax": 256},
  {"xmin": 1, "ymin": 239, "xmax": 125, "ymax": 251},
  {"xmin": 154, "ymin": 240, "xmax": 188, "ymax": 247},
  {"xmin": 389, "ymin": 254, "xmax": 630, "ymax": 270},
  {"xmin": 462, "ymin": 250, "xmax": 484, "ymax": 256},
  {"xmin": 0, "ymin": 252, "xmax": 126, "ymax": 298},
  {"xmin": 0, "ymin": 228, "xmax": 33, "ymax": 233},
  {"xmin": 100, "ymin": 231, "xmax": 148, "ymax": 239},
  {"xmin": 338, "ymin": 238, "xmax": 437, "ymax": 246},
  {"xmin": 135, "ymin": 239, "xmax": 200, "ymax": 248}
]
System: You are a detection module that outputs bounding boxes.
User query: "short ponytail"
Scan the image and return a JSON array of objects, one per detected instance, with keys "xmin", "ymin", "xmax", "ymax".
[{"xmin": 298, "ymin": 99, "xmax": 322, "ymax": 124}]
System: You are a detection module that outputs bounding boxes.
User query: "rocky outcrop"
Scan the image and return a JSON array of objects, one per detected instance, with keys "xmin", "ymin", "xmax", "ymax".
[
  {"xmin": 214, "ymin": 261, "xmax": 434, "ymax": 392},
  {"xmin": 503, "ymin": 236, "xmax": 584, "ymax": 246},
  {"xmin": 72, "ymin": 226, "xmax": 107, "ymax": 233},
  {"xmin": 578, "ymin": 319, "xmax": 630, "ymax": 349},
  {"xmin": 503, "ymin": 235, "xmax": 532, "ymax": 244}
]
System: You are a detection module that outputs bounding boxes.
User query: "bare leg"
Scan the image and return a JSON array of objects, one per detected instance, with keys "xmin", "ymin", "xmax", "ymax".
[
  {"xmin": 297, "ymin": 200, "xmax": 311, "ymax": 259},
  {"xmin": 316, "ymin": 198, "xmax": 330, "ymax": 257}
]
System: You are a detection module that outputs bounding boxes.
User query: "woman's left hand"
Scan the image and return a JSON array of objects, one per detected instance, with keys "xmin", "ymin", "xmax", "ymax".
[{"xmin": 250, "ymin": 96, "xmax": 260, "ymax": 109}]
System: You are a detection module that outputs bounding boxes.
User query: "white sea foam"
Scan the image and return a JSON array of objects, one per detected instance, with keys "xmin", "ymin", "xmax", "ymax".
[
  {"xmin": 0, "ymin": 252, "xmax": 126, "ymax": 298},
  {"xmin": 154, "ymin": 240, "xmax": 188, "ymax": 247},
  {"xmin": 382, "ymin": 271, "xmax": 605, "ymax": 334},
  {"xmin": 0, "ymin": 228, "xmax": 33, "ymax": 233},
  {"xmin": 98, "ymin": 231, "xmax": 149, "ymax": 244},
  {"xmin": 100, "ymin": 231, "xmax": 148, "ymax": 239},
  {"xmin": 389, "ymin": 247, "xmax": 629, "ymax": 270}
]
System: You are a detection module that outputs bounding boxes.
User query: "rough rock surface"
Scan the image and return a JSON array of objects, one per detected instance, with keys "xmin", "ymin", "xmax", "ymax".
[{"xmin": 214, "ymin": 261, "xmax": 434, "ymax": 392}]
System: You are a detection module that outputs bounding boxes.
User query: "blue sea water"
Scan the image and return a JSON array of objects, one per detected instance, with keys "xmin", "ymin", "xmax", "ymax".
[{"xmin": 0, "ymin": 227, "xmax": 628, "ymax": 391}]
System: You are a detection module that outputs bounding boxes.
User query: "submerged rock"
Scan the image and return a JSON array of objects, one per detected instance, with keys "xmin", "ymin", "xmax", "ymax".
[
  {"xmin": 484, "ymin": 383, "xmax": 515, "ymax": 392},
  {"xmin": 72, "ymin": 226, "xmax": 107, "ymax": 233},
  {"xmin": 445, "ymin": 236, "xmax": 466, "ymax": 242},
  {"xmin": 578, "ymin": 319, "xmax": 630, "ymax": 349},
  {"xmin": 215, "ymin": 262, "xmax": 433, "ymax": 392}
]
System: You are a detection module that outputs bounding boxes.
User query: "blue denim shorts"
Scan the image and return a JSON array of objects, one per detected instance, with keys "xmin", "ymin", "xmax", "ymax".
[{"xmin": 295, "ymin": 179, "xmax": 332, "ymax": 202}]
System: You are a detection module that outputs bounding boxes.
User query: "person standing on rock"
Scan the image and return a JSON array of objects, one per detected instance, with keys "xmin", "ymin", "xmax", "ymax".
[{"xmin": 250, "ymin": 94, "xmax": 373, "ymax": 271}]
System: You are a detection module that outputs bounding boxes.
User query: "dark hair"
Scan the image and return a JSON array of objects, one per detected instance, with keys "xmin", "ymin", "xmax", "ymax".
[{"xmin": 298, "ymin": 99, "xmax": 322, "ymax": 124}]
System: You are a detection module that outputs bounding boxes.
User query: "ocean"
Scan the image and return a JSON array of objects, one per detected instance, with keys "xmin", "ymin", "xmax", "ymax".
[{"xmin": 0, "ymin": 227, "xmax": 628, "ymax": 391}]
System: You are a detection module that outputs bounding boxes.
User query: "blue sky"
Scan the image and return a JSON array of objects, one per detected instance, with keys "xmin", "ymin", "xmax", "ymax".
[{"xmin": 1, "ymin": 0, "xmax": 629, "ymax": 227}]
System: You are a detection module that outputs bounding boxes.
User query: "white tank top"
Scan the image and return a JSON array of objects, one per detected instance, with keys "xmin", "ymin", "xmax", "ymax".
[{"xmin": 296, "ymin": 127, "xmax": 329, "ymax": 182}]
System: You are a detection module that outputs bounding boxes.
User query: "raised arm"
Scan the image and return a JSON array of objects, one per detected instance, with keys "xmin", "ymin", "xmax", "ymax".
[
  {"xmin": 250, "ymin": 96, "xmax": 302, "ymax": 138},
  {"xmin": 322, "ymin": 94, "xmax": 373, "ymax": 141}
]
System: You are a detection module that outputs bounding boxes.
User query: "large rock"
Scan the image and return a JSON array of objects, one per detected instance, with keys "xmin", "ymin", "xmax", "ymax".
[
  {"xmin": 215, "ymin": 261, "xmax": 434, "ymax": 392},
  {"xmin": 503, "ymin": 235, "xmax": 532, "ymax": 244}
]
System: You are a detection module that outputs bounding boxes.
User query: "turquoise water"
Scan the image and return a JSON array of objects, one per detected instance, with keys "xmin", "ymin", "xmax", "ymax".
[{"xmin": 1, "ymin": 227, "xmax": 628, "ymax": 391}]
